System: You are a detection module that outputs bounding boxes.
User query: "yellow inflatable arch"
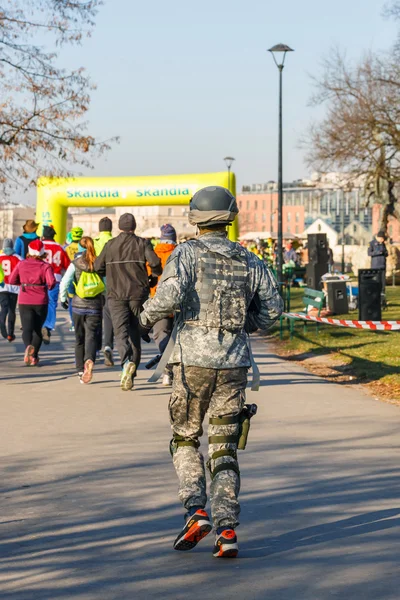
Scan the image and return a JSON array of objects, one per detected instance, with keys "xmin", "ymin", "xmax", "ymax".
[{"xmin": 36, "ymin": 171, "xmax": 238, "ymax": 244}]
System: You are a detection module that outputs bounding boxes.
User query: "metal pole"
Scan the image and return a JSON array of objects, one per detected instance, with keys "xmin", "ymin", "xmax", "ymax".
[
  {"xmin": 277, "ymin": 64, "xmax": 283, "ymax": 287},
  {"xmin": 341, "ymin": 191, "xmax": 345, "ymax": 273},
  {"xmin": 270, "ymin": 192, "xmax": 273, "ymax": 233}
]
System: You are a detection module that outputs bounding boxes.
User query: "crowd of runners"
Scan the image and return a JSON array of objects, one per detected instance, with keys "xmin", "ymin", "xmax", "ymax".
[{"xmin": 0, "ymin": 214, "xmax": 176, "ymax": 389}]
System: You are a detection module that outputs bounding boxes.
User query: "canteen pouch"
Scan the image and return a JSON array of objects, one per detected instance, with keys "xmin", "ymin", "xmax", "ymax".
[{"xmin": 237, "ymin": 404, "xmax": 258, "ymax": 450}]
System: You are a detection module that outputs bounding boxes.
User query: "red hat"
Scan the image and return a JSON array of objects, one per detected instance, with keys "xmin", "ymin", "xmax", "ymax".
[{"xmin": 28, "ymin": 239, "xmax": 45, "ymax": 257}]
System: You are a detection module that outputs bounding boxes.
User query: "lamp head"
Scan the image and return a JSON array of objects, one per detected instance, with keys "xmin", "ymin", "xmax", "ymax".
[
  {"xmin": 268, "ymin": 44, "xmax": 294, "ymax": 68},
  {"xmin": 224, "ymin": 156, "xmax": 235, "ymax": 169}
]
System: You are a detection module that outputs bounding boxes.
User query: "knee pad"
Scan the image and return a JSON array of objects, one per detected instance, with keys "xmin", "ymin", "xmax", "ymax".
[
  {"xmin": 207, "ymin": 449, "xmax": 240, "ymax": 480},
  {"xmin": 170, "ymin": 435, "xmax": 200, "ymax": 456}
]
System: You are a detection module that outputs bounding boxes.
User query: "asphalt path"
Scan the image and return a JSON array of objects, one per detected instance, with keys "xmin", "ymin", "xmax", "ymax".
[{"xmin": 1, "ymin": 316, "xmax": 400, "ymax": 599}]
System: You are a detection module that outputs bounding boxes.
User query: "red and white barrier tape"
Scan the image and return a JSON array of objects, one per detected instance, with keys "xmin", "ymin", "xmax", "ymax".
[{"xmin": 283, "ymin": 312, "xmax": 400, "ymax": 331}]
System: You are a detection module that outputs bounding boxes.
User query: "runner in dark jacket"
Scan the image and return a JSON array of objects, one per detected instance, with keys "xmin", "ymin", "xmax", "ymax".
[{"xmin": 94, "ymin": 213, "xmax": 162, "ymax": 391}]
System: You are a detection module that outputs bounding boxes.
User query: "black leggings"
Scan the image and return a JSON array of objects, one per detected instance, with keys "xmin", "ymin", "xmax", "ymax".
[
  {"xmin": 96, "ymin": 297, "xmax": 114, "ymax": 351},
  {"xmin": 0, "ymin": 292, "xmax": 18, "ymax": 337},
  {"xmin": 19, "ymin": 304, "xmax": 48, "ymax": 358},
  {"xmin": 73, "ymin": 312, "xmax": 102, "ymax": 372},
  {"xmin": 108, "ymin": 298, "xmax": 141, "ymax": 370}
]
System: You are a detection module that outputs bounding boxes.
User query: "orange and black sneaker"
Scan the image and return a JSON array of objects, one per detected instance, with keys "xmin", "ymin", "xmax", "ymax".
[
  {"xmin": 173, "ymin": 509, "xmax": 212, "ymax": 551},
  {"xmin": 24, "ymin": 345, "xmax": 35, "ymax": 366},
  {"xmin": 213, "ymin": 528, "xmax": 239, "ymax": 558},
  {"xmin": 82, "ymin": 359, "xmax": 94, "ymax": 384}
]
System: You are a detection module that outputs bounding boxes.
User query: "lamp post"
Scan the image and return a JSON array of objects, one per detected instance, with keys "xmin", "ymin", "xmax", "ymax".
[
  {"xmin": 268, "ymin": 43, "xmax": 294, "ymax": 287},
  {"xmin": 341, "ymin": 190, "xmax": 346, "ymax": 273},
  {"xmin": 340, "ymin": 183, "xmax": 352, "ymax": 273},
  {"xmin": 270, "ymin": 205, "xmax": 277, "ymax": 235},
  {"xmin": 224, "ymin": 156, "xmax": 235, "ymax": 192}
]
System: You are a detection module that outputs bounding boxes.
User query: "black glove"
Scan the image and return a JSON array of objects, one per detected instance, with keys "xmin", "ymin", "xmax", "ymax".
[
  {"xmin": 148, "ymin": 275, "xmax": 158, "ymax": 288},
  {"xmin": 245, "ymin": 293, "xmax": 260, "ymax": 334},
  {"xmin": 138, "ymin": 322, "xmax": 152, "ymax": 343},
  {"xmin": 245, "ymin": 319, "xmax": 258, "ymax": 334},
  {"xmin": 61, "ymin": 300, "xmax": 69, "ymax": 310},
  {"xmin": 249, "ymin": 292, "xmax": 261, "ymax": 314}
]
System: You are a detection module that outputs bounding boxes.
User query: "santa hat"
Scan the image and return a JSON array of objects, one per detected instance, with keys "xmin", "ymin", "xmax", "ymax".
[{"xmin": 28, "ymin": 239, "xmax": 46, "ymax": 257}]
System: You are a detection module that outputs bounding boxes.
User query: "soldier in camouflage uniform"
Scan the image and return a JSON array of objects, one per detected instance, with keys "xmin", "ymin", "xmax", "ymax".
[{"xmin": 140, "ymin": 186, "xmax": 283, "ymax": 558}]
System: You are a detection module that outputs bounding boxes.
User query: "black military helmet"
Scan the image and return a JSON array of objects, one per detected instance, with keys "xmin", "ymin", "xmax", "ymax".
[{"xmin": 189, "ymin": 186, "xmax": 238, "ymax": 227}]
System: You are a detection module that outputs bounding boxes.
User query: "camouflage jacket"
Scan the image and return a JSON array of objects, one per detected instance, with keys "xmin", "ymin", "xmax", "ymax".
[{"xmin": 141, "ymin": 232, "xmax": 283, "ymax": 369}]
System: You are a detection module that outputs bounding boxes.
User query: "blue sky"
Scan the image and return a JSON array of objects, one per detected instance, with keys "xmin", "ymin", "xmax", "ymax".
[{"xmin": 17, "ymin": 0, "xmax": 399, "ymax": 203}]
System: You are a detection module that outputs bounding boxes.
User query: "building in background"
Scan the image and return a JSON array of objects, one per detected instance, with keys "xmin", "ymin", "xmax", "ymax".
[
  {"xmin": 237, "ymin": 186, "xmax": 305, "ymax": 238},
  {"xmin": 343, "ymin": 221, "xmax": 371, "ymax": 246},
  {"xmin": 0, "ymin": 202, "xmax": 35, "ymax": 245},
  {"xmin": 238, "ymin": 174, "xmax": 373, "ymax": 243},
  {"xmin": 70, "ymin": 208, "xmax": 117, "ymax": 238},
  {"xmin": 64, "ymin": 172, "xmax": 391, "ymax": 244},
  {"xmin": 115, "ymin": 205, "xmax": 196, "ymax": 238},
  {"xmin": 70, "ymin": 205, "xmax": 196, "ymax": 240},
  {"xmin": 302, "ymin": 218, "xmax": 339, "ymax": 249}
]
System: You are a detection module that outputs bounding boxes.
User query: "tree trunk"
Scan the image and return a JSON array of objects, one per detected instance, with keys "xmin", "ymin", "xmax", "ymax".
[{"xmin": 379, "ymin": 181, "xmax": 400, "ymax": 233}]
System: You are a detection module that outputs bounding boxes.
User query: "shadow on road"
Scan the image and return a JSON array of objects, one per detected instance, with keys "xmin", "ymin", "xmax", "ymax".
[
  {"xmin": 1, "ymin": 326, "xmax": 400, "ymax": 598},
  {"xmin": 1, "ymin": 422, "xmax": 400, "ymax": 599},
  {"xmin": 242, "ymin": 508, "xmax": 400, "ymax": 558}
]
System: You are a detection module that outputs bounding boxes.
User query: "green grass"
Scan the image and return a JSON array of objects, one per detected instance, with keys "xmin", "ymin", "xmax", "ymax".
[{"xmin": 269, "ymin": 286, "xmax": 400, "ymax": 400}]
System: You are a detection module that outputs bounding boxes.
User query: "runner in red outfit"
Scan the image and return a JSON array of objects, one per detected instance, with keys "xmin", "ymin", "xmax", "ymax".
[
  {"xmin": 9, "ymin": 239, "xmax": 56, "ymax": 365},
  {"xmin": 41, "ymin": 225, "xmax": 70, "ymax": 344}
]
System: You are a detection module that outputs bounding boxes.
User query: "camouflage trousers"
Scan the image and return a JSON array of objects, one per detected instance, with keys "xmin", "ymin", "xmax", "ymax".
[{"xmin": 169, "ymin": 364, "xmax": 247, "ymax": 529}]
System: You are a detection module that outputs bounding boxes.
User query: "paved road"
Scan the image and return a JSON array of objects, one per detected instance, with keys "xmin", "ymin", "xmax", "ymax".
[{"xmin": 1, "ymin": 317, "xmax": 400, "ymax": 599}]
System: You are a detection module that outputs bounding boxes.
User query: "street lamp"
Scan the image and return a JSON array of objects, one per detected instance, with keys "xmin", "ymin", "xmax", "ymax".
[
  {"xmin": 268, "ymin": 43, "xmax": 294, "ymax": 288},
  {"xmin": 224, "ymin": 156, "xmax": 235, "ymax": 192},
  {"xmin": 341, "ymin": 191, "xmax": 345, "ymax": 273},
  {"xmin": 340, "ymin": 182, "xmax": 352, "ymax": 273}
]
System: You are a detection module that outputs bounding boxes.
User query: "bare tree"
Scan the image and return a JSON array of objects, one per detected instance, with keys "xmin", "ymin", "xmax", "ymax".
[
  {"xmin": 304, "ymin": 49, "xmax": 400, "ymax": 233},
  {"xmin": 383, "ymin": 1, "xmax": 400, "ymax": 28},
  {"xmin": 0, "ymin": 0, "xmax": 114, "ymax": 192},
  {"xmin": 383, "ymin": 1, "xmax": 400, "ymax": 56},
  {"xmin": 384, "ymin": 0, "xmax": 400, "ymax": 17}
]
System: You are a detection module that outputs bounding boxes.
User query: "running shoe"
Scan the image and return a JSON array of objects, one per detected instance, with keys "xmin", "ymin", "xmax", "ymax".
[
  {"xmin": 7, "ymin": 334, "xmax": 16, "ymax": 342},
  {"xmin": 78, "ymin": 372, "xmax": 84, "ymax": 384},
  {"xmin": 42, "ymin": 327, "xmax": 51, "ymax": 345},
  {"xmin": 121, "ymin": 361, "xmax": 136, "ymax": 391},
  {"xmin": 104, "ymin": 347, "xmax": 114, "ymax": 367},
  {"xmin": 162, "ymin": 373, "xmax": 172, "ymax": 386},
  {"xmin": 212, "ymin": 529, "xmax": 239, "ymax": 558},
  {"xmin": 30, "ymin": 356, "xmax": 39, "ymax": 367},
  {"xmin": 82, "ymin": 359, "xmax": 94, "ymax": 384},
  {"xmin": 69, "ymin": 324, "xmax": 75, "ymax": 332},
  {"xmin": 24, "ymin": 345, "xmax": 35, "ymax": 366},
  {"xmin": 0, "ymin": 323, "xmax": 7, "ymax": 339},
  {"xmin": 173, "ymin": 509, "xmax": 212, "ymax": 551}
]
